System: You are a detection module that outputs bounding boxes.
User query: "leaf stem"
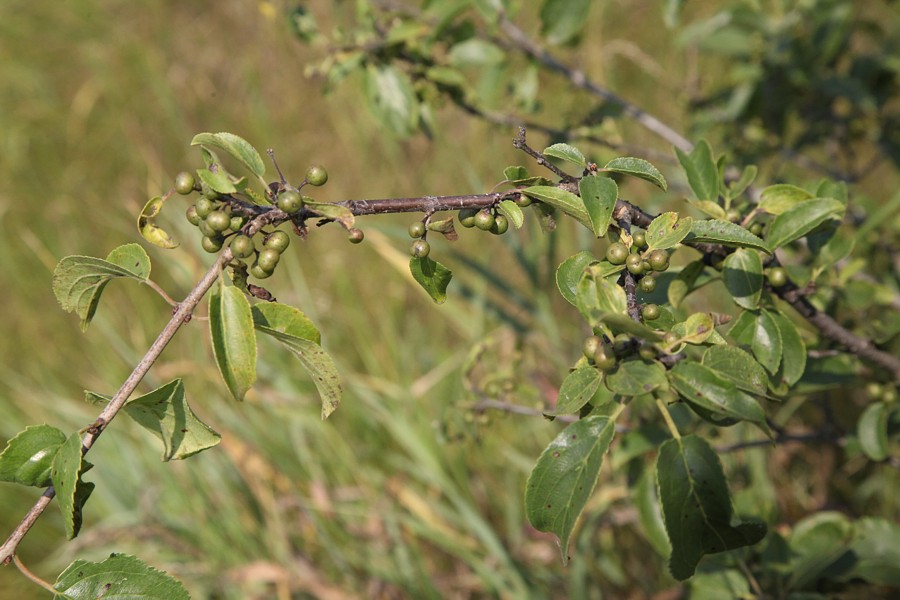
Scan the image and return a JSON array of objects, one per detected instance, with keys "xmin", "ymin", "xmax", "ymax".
[
  {"xmin": 655, "ymin": 396, "xmax": 681, "ymax": 441},
  {"xmin": 12, "ymin": 555, "xmax": 58, "ymax": 595}
]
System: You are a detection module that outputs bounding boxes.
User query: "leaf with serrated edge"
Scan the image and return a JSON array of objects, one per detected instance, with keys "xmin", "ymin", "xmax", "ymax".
[
  {"xmin": 646, "ymin": 213, "xmax": 693, "ymax": 251},
  {"xmin": 556, "ymin": 251, "xmax": 595, "ymax": 307},
  {"xmin": 497, "ymin": 199, "xmax": 525, "ymax": 229},
  {"xmin": 758, "ymin": 184, "xmax": 812, "ymax": 215},
  {"xmin": 671, "ymin": 312, "xmax": 716, "ymax": 345},
  {"xmin": 722, "ymin": 249, "xmax": 763, "ymax": 310},
  {"xmin": 54, "ymin": 553, "xmax": 190, "ymax": 600},
  {"xmin": 504, "ymin": 165, "xmax": 529, "ymax": 181},
  {"xmin": 409, "ymin": 256, "xmax": 453, "ymax": 304},
  {"xmin": 766, "ymin": 198, "xmax": 845, "ymax": 250},
  {"xmin": 255, "ymin": 326, "xmax": 342, "ymax": 419},
  {"xmin": 196, "ymin": 167, "xmax": 237, "ymax": 194},
  {"xmin": 545, "ymin": 367, "xmax": 603, "ymax": 416},
  {"xmin": 52, "ymin": 244, "xmax": 151, "ymax": 330},
  {"xmin": 191, "ymin": 132, "xmax": 265, "ymax": 178},
  {"xmin": 603, "ymin": 157, "xmax": 667, "ymax": 190},
  {"xmin": 525, "ymin": 415, "xmax": 617, "ymax": 564},
  {"xmin": 51, "ymin": 432, "xmax": 86, "ymax": 539},
  {"xmin": 669, "ymin": 362, "xmax": 769, "ymax": 434},
  {"xmin": 657, "ymin": 435, "xmax": 767, "ymax": 580},
  {"xmin": 543, "ymin": 142, "xmax": 587, "ymax": 168},
  {"xmin": 675, "ymin": 140, "xmax": 718, "ymax": 201},
  {"xmin": 251, "ymin": 303, "xmax": 321, "ymax": 345},
  {"xmin": 522, "ymin": 186, "xmax": 591, "ymax": 229},
  {"xmin": 0, "ymin": 424, "xmax": 67, "ymax": 487},
  {"xmin": 209, "ymin": 282, "xmax": 257, "ymax": 401},
  {"xmin": 606, "ymin": 359, "xmax": 667, "ymax": 396},
  {"xmin": 686, "ymin": 219, "xmax": 770, "ymax": 253},
  {"xmin": 701, "ymin": 345, "xmax": 768, "ymax": 396},
  {"xmin": 579, "ymin": 175, "xmax": 618, "ymax": 237},
  {"xmin": 137, "ymin": 195, "xmax": 179, "ymax": 249},
  {"xmin": 85, "ymin": 381, "xmax": 221, "ymax": 461}
]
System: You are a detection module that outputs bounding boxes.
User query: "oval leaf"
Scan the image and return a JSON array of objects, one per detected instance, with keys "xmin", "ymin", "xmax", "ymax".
[
  {"xmin": 686, "ymin": 219, "xmax": 771, "ymax": 253},
  {"xmin": 753, "ymin": 309, "xmax": 783, "ymax": 375},
  {"xmin": 209, "ymin": 281, "xmax": 257, "ymax": 401},
  {"xmin": 579, "ymin": 175, "xmax": 618, "ymax": 237},
  {"xmin": 51, "ymin": 432, "xmax": 89, "ymax": 540},
  {"xmin": 410, "ymin": 256, "xmax": 453, "ymax": 304},
  {"xmin": 605, "ymin": 359, "xmax": 668, "ymax": 396},
  {"xmin": 675, "ymin": 140, "xmax": 718, "ymax": 201},
  {"xmin": 576, "ymin": 272, "xmax": 628, "ymax": 326},
  {"xmin": 545, "ymin": 367, "xmax": 603, "ymax": 416},
  {"xmin": 603, "ymin": 157, "xmax": 668, "ymax": 190},
  {"xmin": 54, "ymin": 553, "xmax": 189, "ymax": 600},
  {"xmin": 657, "ymin": 435, "xmax": 767, "ymax": 581},
  {"xmin": 701, "ymin": 345, "xmax": 768, "ymax": 396},
  {"xmin": 251, "ymin": 302, "xmax": 321, "ymax": 345},
  {"xmin": 543, "ymin": 142, "xmax": 587, "ymax": 168},
  {"xmin": 0, "ymin": 424, "xmax": 67, "ymax": 487},
  {"xmin": 646, "ymin": 212, "xmax": 693, "ymax": 251},
  {"xmin": 668, "ymin": 361, "xmax": 768, "ymax": 431},
  {"xmin": 525, "ymin": 415, "xmax": 617, "ymax": 564},
  {"xmin": 496, "ymin": 199, "xmax": 525, "ymax": 229},
  {"xmin": 191, "ymin": 132, "xmax": 266, "ymax": 178},
  {"xmin": 758, "ymin": 184, "xmax": 813, "ymax": 215},
  {"xmin": 766, "ymin": 198, "xmax": 845, "ymax": 250},
  {"xmin": 857, "ymin": 403, "xmax": 891, "ymax": 462},
  {"xmin": 556, "ymin": 251, "xmax": 596, "ymax": 307},
  {"xmin": 364, "ymin": 64, "xmax": 418, "ymax": 137},
  {"xmin": 521, "ymin": 186, "xmax": 591, "ymax": 229},
  {"xmin": 769, "ymin": 311, "xmax": 806, "ymax": 387},
  {"xmin": 722, "ymin": 248, "xmax": 763, "ymax": 309},
  {"xmin": 137, "ymin": 194, "xmax": 179, "ymax": 249}
]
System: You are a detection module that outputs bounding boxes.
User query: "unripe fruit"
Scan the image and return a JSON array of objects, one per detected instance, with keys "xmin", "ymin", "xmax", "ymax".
[
  {"xmin": 583, "ymin": 335, "xmax": 602, "ymax": 360},
  {"xmin": 249, "ymin": 264, "xmax": 273, "ymax": 279},
  {"xmin": 197, "ymin": 220, "xmax": 217, "ymax": 238},
  {"xmin": 474, "ymin": 210, "xmax": 495, "ymax": 231},
  {"xmin": 515, "ymin": 195, "xmax": 533, "ymax": 207},
  {"xmin": 726, "ymin": 209, "xmax": 741, "ymax": 222},
  {"xmin": 866, "ymin": 382, "xmax": 884, "ymax": 399},
  {"xmin": 612, "ymin": 334, "xmax": 632, "ymax": 356},
  {"xmin": 257, "ymin": 248, "xmax": 281, "ymax": 273},
  {"xmin": 348, "ymin": 228, "xmax": 365, "ymax": 244},
  {"xmin": 749, "ymin": 223, "xmax": 764, "ymax": 236},
  {"xmin": 264, "ymin": 231, "xmax": 291, "ymax": 253},
  {"xmin": 626, "ymin": 253, "xmax": 644, "ymax": 275},
  {"xmin": 230, "ymin": 235, "xmax": 255, "ymax": 259},
  {"xmin": 642, "ymin": 261, "xmax": 652, "ymax": 273},
  {"xmin": 206, "ymin": 210, "xmax": 231, "ymax": 233},
  {"xmin": 201, "ymin": 235, "xmax": 224, "ymax": 253},
  {"xmin": 458, "ymin": 207, "xmax": 479, "ymax": 228},
  {"xmin": 648, "ymin": 249, "xmax": 669, "ymax": 271},
  {"xmin": 277, "ymin": 190, "xmax": 304, "ymax": 214},
  {"xmin": 639, "ymin": 345, "xmax": 657, "ymax": 360},
  {"xmin": 410, "ymin": 239, "xmax": 431, "ymax": 258},
  {"xmin": 640, "ymin": 276, "xmax": 657, "ymax": 293},
  {"xmin": 642, "ymin": 303, "xmax": 660, "ymax": 321},
  {"xmin": 593, "ymin": 345, "xmax": 617, "ymax": 372},
  {"xmin": 203, "ymin": 186, "xmax": 222, "ymax": 200},
  {"xmin": 408, "ymin": 221, "xmax": 426, "ymax": 239},
  {"xmin": 766, "ymin": 267, "xmax": 788, "ymax": 287},
  {"xmin": 229, "ymin": 215, "xmax": 247, "ymax": 232},
  {"xmin": 186, "ymin": 205, "xmax": 202, "ymax": 226},
  {"xmin": 305, "ymin": 165, "xmax": 328, "ymax": 186},
  {"xmin": 174, "ymin": 171, "xmax": 196, "ymax": 195},
  {"xmin": 606, "ymin": 242, "xmax": 628, "ymax": 265},
  {"xmin": 491, "ymin": 214, "xmax": 509, "ymax": 235},
  {"xmin": 663, "ymin": 331, "xmax": 679, "ymax": 346},
  {"xmin": 632, "ymin": 231, "xmax": 647, "ymax": 249},
  {"xmin": 195, "ymin": 197, "xmax": 215, "ymax": 219}
]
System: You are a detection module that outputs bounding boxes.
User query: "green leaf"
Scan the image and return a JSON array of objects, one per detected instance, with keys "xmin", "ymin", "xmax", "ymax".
[
  {"xmin": 191, "ymin": 132, "xmax": 265, "ymax": 178},
  {"xmin": 254, "ymin": 325, "xmax": 343, "ymax": 420},
  {"xmin": 603, "ymin": 157, "xmax": 668, "ymax": 190},
  {"xmin": 539, "ymin": 0, "xmax": 591, "ymax": 45},
  {"xmin": 85, "ymin": 381, "xmax": 221, "ymax": 461},
  {"xmin": 758, "ymin": 184, "xmax": 813, "ymax": 215},
  {"xmin": 701, "ymin": 345, "xmax": 768, "ymax": 396},
  {"xmin": 606, "ymin": 359, "xmax": 668, "ymax": 396},
  {"xmin": 251, "ymin": 302, "xmax": 321, "ymax": 345},
  {"xmin": 668, "ymin": 260, "xmax": 707, "ymax": 308},
  {"xmin": 766, "ymin": 198, "xmax": 845, "ymax": 250},
  {"xmin": 686, "ymin": 219, "xmax": 771, "ymax": 253},
  {"xmin": 496, "ymin": 199, "xmax": 525, "ymax": 229},
  {"xmin": 726, "ymin": 164, "xmax": 757, "ymax": 198},
  {"xmin": 305, "ymin": 200, "xmax": 355, "ymax": 229},
  {"xmin": 54, "ymin": 553, "xmax": 189, "ymax": 600},
  {"xmin": 409, "ymin": 256, "xmax": 453, "ymax": 304},
  {"xmin": 52, "ymin": 244, "xmax": 151, "ymax": 331},
  {"xmin": 599, "ymin": 313, "xmax": 664, "ymax": 342},
  {"xmin": 521, "ymin": 186, "xmax": 591, "ymax": 229},
  {"xmin": 844, "ymin": 517, "xmax": 900, "ymax": 586},
  {"xmin": 646, "ymin": 212, "xmax": 693, "ymax": 251},
  {"xmin": 686, "ymin": 199, "xmax": 727, "ymax": 219},
  {"xmin": 137, "ymin": 195, "xmax": 179, "ymax": 249},
  {"xmin": 545, "ymin": 367, "xmax": 603, "ymax": 416},
  {"xmin": 657, "ymin": 435, "xmax": 767, "ymax": 580},
  {"xmin": 504, "ymin": 165, "xmax": 529, "ymax": 181},
  {"xmin": 542, "ymin": 142, "xmax": 587, "ymax": 168},
  {"xmin": 196, "ymin": 166, "xmax": 237, "ymax": 195},
  {"xmin": 634, "ymin": 469, "xmax": 671, "ymax": 557},
  {"xmin": 672, "ymin": 312, "xmax": 716, "ymax": 345},
  {"xmin": 209, "ymin": 281, "xmax": 257, "ymax": 401},
  {"xmin": 857, "ymin": 402, "xmax": 891, "ymax": 462},
  {"xmin": 579, "ymin": 175, "xmax": 618, "ymax": 237},
  {"xmin": 0, "ymin": 424, "xmax": 67, "ymax": 487},
  {"xmin": 787, "ymin": 512, "xmax": 854, "ymax": 589},
  {"xmin": 722, "ymin": 248, "xmax": 763, "ymax": 309},
  {"xmin": 525, "ymin": 415, "xmax": 617, "ymax": 564},
  {"xmin": 576, "ymin": 272, "xmax": 627, "ymax": 326},
  {"xmin": 51, "ymin": 432, "xmax": 91, "ymax": 540},
  {"xmin": 675, "ymin": 140, "xmax": 718, "ymax": 201},
  {"xmin": 769, "ymin": 312, "xmax": 806, "ymax": 387},
  {"xmin": 364, "ymin": 64, "xmax": 418, "ymax": 137},
  {"xmin": 447, "ymin": 38, "xmax": 506, "ymax": 66},
  {"xmin": 753, "ymin": 309, "xmax": 783, "ymax": 375},
  {"xmin": 556, "ymin": 251, "xmax": 595, "ymax": 307},
  {"xmin": 669, "ymin": 362, "xmax": 768, "ymax": 430}
]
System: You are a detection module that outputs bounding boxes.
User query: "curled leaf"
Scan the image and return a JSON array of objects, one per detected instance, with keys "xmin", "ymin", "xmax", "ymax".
[{"xmin": 137, "ymin": 194, "xmax": 179, "ymax": 249}]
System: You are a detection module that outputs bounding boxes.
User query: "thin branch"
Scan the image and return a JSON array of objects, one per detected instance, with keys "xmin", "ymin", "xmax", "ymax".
[{"xmin": 12, "ymin": 555, "xmax": 57, "ymax": 595}]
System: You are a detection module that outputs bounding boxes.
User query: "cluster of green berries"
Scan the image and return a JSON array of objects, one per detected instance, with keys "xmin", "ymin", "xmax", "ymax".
[
  {"xmin": 605, "ymin": 230, "xmax": 668, "ymax": 296},
  {"xmin": 407, "ymin": 220, "xmax": 431, "ymax": 258},
  {"xmin": 184, "ymin": 194, "xmax": 250, "ymax": 254},
  {"xmin": 457, "ymin": 207, "xmax": 510, "ymax": 235},
  {"xmin": 582, "ymin": 332, "xmax": 663, "ymax": 372}
]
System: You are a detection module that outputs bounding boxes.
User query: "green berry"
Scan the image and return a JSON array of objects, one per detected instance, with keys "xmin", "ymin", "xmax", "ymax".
[
  {"xmin": 305, "ymin": 165, "xmax": 328, "ymax": 186},
  {"xmin": 229, "ymin": 215, "xmax": 247, "ymax": 232},
  {"xmin": 642, "ymin": 303, "xmax": 660, "ymax": 321},
  {"xmin": 257, "ymin": 248, "xmax": 281, "ymax": 273},
  {"xmin": 174, "ymin": 171, "xmax": 196, "ymax": 195},
  {"xmin": 230, "ymin": 235, "xmax": 255, "ymax": 259},
  {"xmin": 866, "ymin": 382, "xmax": 884, "ymax": 400},
  {"xmin": 663, "ymin": 331, "xmax": 679, "ymax": 345},
  {"xmin": 458, "ymin": 208, "xmax": 479, "ymax": 228},
  {"xmin": 515, "ymin": 195, "xmax": 533, "ymax": 208},
  {"xmin": 749, "ymin": 223, "xmax": 764, "ymax": 236},
  {"xmin": 648, "ymin": 249, "xmax": 670, "ymax": 272},
  {"xmin": 474, "ymin": 210, "xmax": 495, "ymax": 231},
  {"xmin": 593, "ymin": 345, "xmax": 617, "ymax": 372},
  {"xmin": 264, "ymin": 231, "xmax": 291, "ymax": 253},
  {"xmin": 583, "ymin": 335, "xmax": 602, "ymax": 360},
  {"xmin": 606, "ymin": 242, "xmax": 628, "ymax": 265},
  {"xmin": 726, "ymin": 209, "xmax": 741, "ymax": 222},
  {"xmin": 642, "ymin": 260, "xmax": 652, "ymax": 273},
  {"xmin": 766, "ymin": 267, "xmax": 788, "ymax": 287},
  {"xmin": 277, "ymin": 190, "xmax": 304, "ymax": 214},
  {"xmin": 203, "ymin": 185, "xmax": 221, "ymax": 200},
  {"xmin": 201, "ymin": 235, "xmax": 224, "ymax": 253},
  {"xmin": 206, "ymin": 210, "xmax": 231, "ymax": 233},
  {"xmin": 186, "ymin": 205, "xmax": 202, "ymax": 226},
  {"xmin": 249, "ymin": 264, "xmax": 273, "ymax": 279},
  {"xmin": 626, "ymin": 253, "xmax": 644, "ymax": 275},
  {"xmin": 408, "ymin": 221, "xmax": 426, "ymax": 239},
  {"xmin": 198, "ymin": 219, "xmax": 217, "ymax": 238},
  {"xmin": 640, "ymin": 276, "xmax": 657, "ymax": 293},
  {"xmin": 612, "ymin": 334, "xmax": 633, "ymax": 356},
  {"xmin": 410, "ymin": 239, "xmax": 431, "ymax": 258},
  {"xmin": 491, "ymin": 214, "xmax": 509, "ymax": 235},
  {"xmin": 632, "ymin": 231, "xmax": 647, "ymax": 249},
  {"xmin": 348, "ymin": 228, "xmax": 365, "ymax": 244},
  {"xmin": 195, "ymin": 197, "xmax": 215, "ymax": 219},
  {"xmin": 639, "ymin": 345, "xmax": 657, "ymax": 360}
]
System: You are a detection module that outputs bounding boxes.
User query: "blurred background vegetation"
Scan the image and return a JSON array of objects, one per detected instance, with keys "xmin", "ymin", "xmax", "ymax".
[{"xmin": 1, "ymin": 0, "xmax": 898, "ymax": 598}]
